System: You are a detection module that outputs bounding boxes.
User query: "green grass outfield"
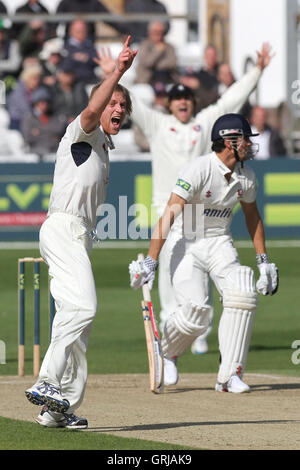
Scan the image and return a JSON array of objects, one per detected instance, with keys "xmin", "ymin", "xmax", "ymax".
[{"xmin": 0, "ymin": 242, "xmax": 299, "ymax": 450}]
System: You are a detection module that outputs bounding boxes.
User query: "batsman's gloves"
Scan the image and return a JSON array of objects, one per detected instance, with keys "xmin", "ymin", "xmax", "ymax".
[
  {"xmin": 129, "ymin": 255, "xmax": 158, "ymax": 290},
  {"xmin": 256, "ymin": 254, "xmax": 279, "ymax": 296}
]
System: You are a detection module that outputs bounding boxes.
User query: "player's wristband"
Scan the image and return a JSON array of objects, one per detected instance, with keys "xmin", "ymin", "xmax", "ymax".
[
  {"xmin": 256, "ymin": 253, "xmax": 269, "ymax": 264},
  {"xmin": 144, "ymin": 255, "xmax": 158, "ymax": 272}
]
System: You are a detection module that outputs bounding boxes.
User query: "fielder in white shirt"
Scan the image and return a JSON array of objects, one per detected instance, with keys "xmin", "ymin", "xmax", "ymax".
[
  {"xmin": 98, "ymin": 43, "xmax": 274, "ymax": 354},
  {"xmin": 130, "ymin": 113, "xmax": 278, "ymax": 393},
  {"xmin": 25, "ymin": 37, "xmax": 137, "ymax": 428}
]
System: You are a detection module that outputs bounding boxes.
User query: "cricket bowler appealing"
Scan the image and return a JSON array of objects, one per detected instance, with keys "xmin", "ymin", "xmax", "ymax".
[
  {"xmin": 24, "ymin": 37, "xmax": 137, "ymax": 428},
  {"xmin": 130, "ymin": 113, "xmax": 278, "ymax": 393}
]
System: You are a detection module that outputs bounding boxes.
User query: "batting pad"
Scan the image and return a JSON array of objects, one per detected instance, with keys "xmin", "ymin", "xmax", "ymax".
[
  {"xmin": 218, "ymin": 266, "xmax": 257, "ymax": 384},
  {"xmin": 162, "ymin": 300, "xmax": 210, "ymax": 358}
]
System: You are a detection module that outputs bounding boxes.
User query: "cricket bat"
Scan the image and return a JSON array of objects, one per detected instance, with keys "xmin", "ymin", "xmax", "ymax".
[{"xmin": 138, "ymin": 254, "xmax": 164, "ymax": 394}]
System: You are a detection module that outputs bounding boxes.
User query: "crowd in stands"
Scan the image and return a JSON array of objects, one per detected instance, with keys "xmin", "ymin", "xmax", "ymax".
[{"xmin": 0, "ymin": 0, "xmax": 287, "ymax": 161}]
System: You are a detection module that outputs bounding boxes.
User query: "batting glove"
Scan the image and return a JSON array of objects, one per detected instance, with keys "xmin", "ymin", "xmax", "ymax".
[
  {"xmin": 256, "ymin": 254, "xmax": 279, "ymax": 295},
  {"xmin": 129, "ymin": 256, "xmax": 158, "ymax": 290}
]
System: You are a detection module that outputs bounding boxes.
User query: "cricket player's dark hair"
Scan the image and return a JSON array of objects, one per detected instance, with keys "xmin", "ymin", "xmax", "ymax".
[
  {"xmin": 89, "ymin": 83, "xmax": 132, "ymax": 115},
  {"xmin": 211, "ymin": 138, "xmax": 226, "ymax": 152}
]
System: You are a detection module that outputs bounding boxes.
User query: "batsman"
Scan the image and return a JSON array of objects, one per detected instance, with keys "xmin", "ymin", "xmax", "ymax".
[
  {"xmin": 129, "ymin": 113, "xmax": 279, "ymax": 393},
  {"xmin": 98, "ymin": 42, "xmax": 274, "ymax": 356}
]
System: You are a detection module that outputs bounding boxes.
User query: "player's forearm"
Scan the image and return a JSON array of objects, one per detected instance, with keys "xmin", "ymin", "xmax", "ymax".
[
  {"xmin": 247, "ymin": 216, "xmax": 267, "ymax": 254},
  {"xmin": 148, "ymin": 196, "xmax": 185, "ymax": 261},
  {"xmin": 89, "ymin": 68, "xmax": 123, "ymax": 116},
  {"xmin": 218, "ymin": 66, "xmax": 261, "ymax": 114},
  {"xmin": 81, "ymin": 68, "xmax": 123, "ymax": 133},
  {"xmin": 148, "ymin": 217, "xmax": 172, "ymax": 261}
]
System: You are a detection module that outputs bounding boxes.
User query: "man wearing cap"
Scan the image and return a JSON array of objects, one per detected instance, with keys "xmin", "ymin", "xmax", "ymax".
[
  {"xmin": 20, "ymin": 86, "xmax": 67, "ymax": 159},
  {"xmin": 129, "ymin": 113, "xmax": 279, "ymax": 393},
  {"xmin": 97, "ymin": 43, "xmax": 273, "ymax": 355}
]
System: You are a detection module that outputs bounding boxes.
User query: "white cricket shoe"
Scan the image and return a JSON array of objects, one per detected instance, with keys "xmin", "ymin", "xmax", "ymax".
[
  {"xmin": 215, "ymin": 374, "xmax": 250, "ymax": 393},
  {"xmin": 35, "ymin": 406, "xmax": 88, "ymax": 429},
  {"xmin": 163, "ymin": 357, "xmax": 178, "ymax": 386},
  {"xmin": 25, "ymin": 381, "xmax": 70, "ymax": 412},
  {"xmin": 191, "ymin": 337, "xmax": 208, "ymax": 355},
  {"xmin": 35, "ymin": 406, "xmax": 67, "ymax": 428}
]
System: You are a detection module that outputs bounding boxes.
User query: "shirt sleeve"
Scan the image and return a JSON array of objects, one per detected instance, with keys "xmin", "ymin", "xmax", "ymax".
[
  {"xmin": 67, "ymin": 114, "xmax": 99, "ymax": 143},
  {"xmin": 241, "ymin": 167, "xmax": 257, "ymax": 203},
  {"xmin": 171, "ymin": 161, "xmax": 201, "ymax": 202}
]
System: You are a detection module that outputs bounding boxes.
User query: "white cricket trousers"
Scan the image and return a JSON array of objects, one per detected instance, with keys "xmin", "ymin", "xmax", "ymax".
[
  {"xmin": 157, "ymin": 213, "xmax": 214, "ymax": 335},
  {"xmin": 36, "ymin": 212, "xmax": 97, "ymax": 412},
  {"xmin": 162, "ymin": 235, "xmax": 257, "ymax": 382}
]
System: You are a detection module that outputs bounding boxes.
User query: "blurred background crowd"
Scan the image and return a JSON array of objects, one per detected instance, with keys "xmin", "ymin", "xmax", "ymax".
[{"xmin": 0, "ymin": 0, "xmax": 292, "ymax": 161}]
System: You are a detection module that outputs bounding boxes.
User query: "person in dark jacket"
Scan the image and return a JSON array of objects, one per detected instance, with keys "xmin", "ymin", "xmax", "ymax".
[
  {"xmin": 62, "ymin": 19, "xmax": 99, "ymax": 85},
  {"xmin": 250, "ymin": 105, "xmax": 286, "ymax": 159},
  {"xmin": 49, "ymin": 60, "xmax": 89, "ymax": 124},
  {"xmin": 125, "ymin": 0, "xmax": 169, "ymax": 43},
  {"xmin": 0, "ymin": 1, "xmax": 7, "ymax": 13},
  {"xmin": 20, "ymin": 86, "xmax": 67, "ymax": 159},
  {"xmin": 56, "ymin": 0, "xmax": 130, "ymax": 40},
  {"xmin": 13, "ymin": 0, "xmax": 51, "ymax": 39}
]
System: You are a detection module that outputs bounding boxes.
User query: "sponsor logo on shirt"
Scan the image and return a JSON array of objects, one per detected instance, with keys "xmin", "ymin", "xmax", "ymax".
[
  {"xmin": 176, "ymin": 178, "xmax": 191, "ymax": 191},
  {"xmin": 206, "ymin": 191, "xmax": 212, "ymax": 198},
  {"xmin": 204, "ymin": 208, "xmax": 232, "ymax": 218}
]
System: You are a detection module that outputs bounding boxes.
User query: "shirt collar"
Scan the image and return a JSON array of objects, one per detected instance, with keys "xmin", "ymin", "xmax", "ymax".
[
  {"xmin": 104, "ymin": 131, "xmax": 115, "ymax": 150},
  {"xmin": 212, "ymin": 152, "xmax": 241, "ymax": 181}
]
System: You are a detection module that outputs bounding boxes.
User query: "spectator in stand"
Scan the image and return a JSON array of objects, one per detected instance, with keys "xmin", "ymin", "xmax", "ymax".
[
  {"xmin": 62, "ymin": 19, "xmax": 99, "ymax": 85},
  {"xmin": 198, "ymin": 44, "xmax": 220, "ymax": 88},
  {"xmin": 250, "ymin": 105, "xmax": 286, "ymax": 159},
  {"xmin": 0, "ymin": 23, "xmax": 22, "ymax": 81},
  {"xmin": 56, "ymin": 0, "xmax": 130, "ymax": 41},
  {"xmin": 20, "ymin": 86, "xmax": 67, "ymax": 159},
  {"xmin": 18, "ymin": 20, "xmax": 47, "ymax": 59},
  {"xmin": 180, "ymin": 44, "xmax": 220, "ymax": 112},
  {"xmin": 217, "ymin": 62, "xmax": 252, "ymax": 118},
  {"xmin": 13, "ymin": 0, "xmax": 52, "ymax": 40},
  {"xmin": 135, "ymin": 20, "xmax": 178, "ymax": 86},
  {"xmin": 39, "ymin": 37, "xmax": 64, "ymax": 87},
  {"xmin": 49, "ymin": 60, "xmax": 89, "ymax": 124},
  {"xmin": 7, "ymin": 63, "xmax": 43, "ymax": 130},
  {"xmin": 217, "ymin": 63, "xmax": 234, "ymax": 96},
  {"xmin": 125, "ymin": 0, "xmax": 169, "ymax": 44},
  {"xmin": 0, "ymin": 1, "xmax": 7, "ymax": 13}
]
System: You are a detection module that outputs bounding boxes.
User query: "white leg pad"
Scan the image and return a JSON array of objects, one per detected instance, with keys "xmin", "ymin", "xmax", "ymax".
[
  {"xmin": 217, "ymin": 266, "xmax": 257, "ymax": 384},
  {"xmin": 162, "ymin": 300, "xmax": 210, "ymax": 358}
]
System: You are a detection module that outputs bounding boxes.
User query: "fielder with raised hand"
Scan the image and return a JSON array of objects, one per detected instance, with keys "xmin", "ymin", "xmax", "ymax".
[
  {"xmin": 25, "ymin": 36, "xmax": 137, "ymax": 428},
  {"xmin": 129, "ymin": 113, "xmax": 278, "ymax": 393},
  {"xmin": 98, "ymin": 43, "xmax": 274, "ymax": 355}
]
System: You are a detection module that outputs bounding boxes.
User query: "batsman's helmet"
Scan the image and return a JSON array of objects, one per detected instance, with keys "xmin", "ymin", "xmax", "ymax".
[
  {"xmin": 211, "ymin": 113, "xmax": 259, "ymax": 142},
  {"xmin": 211, "ymin": 113, "xmax": 259, "ymax": 162}
]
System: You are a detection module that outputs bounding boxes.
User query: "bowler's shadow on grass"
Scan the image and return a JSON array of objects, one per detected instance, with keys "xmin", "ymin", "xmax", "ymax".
[
  {"xmin": 250, "ymin": 382, "xmax": 300, "ymax": 392},
  {"xmin": 88, "ymin": 418, "xmax": 300, "ymax": 433},
  {"xmin": 156, "ymin": 381, "xmax": 300, "ymax": 394}
]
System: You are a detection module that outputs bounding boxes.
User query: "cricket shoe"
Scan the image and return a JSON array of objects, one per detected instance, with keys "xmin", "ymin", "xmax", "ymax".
[
  {"xmin": 25, "ymin": 381, "xmax": 70, "ymax": 412},
  {"xmin": 63, "ymin": 412, "xmax": 88, "ymax": 429},
  {"xmin": 215, "ymin": 375, "xmax": 250, "ymax": 394},
  {"xmin": 35, "ymin": 406, "xmax": 88, "ymax": 429},
  {"xmin": 163, "ymin": 357, "xmax": 178, "ymax": 386},
  {"xmin": 35, "ymin": 406, "xmax": 67, "ymax": 428},
  {"xmin": 191, "ymin": 337, "xmax": 208, "ymax": 355}
]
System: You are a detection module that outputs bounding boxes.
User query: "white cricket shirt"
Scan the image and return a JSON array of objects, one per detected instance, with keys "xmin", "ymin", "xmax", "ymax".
[
  {"xmin": 172, "ymin": 152, "xmax": 257, "ymax": 238},
  {"xmin": 129, "ymin": 66, "xmax": 261, "ymax": 210},
  {"xmin": 48, "ymin": 114, "xmax": 112, "ymax": 229}
]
